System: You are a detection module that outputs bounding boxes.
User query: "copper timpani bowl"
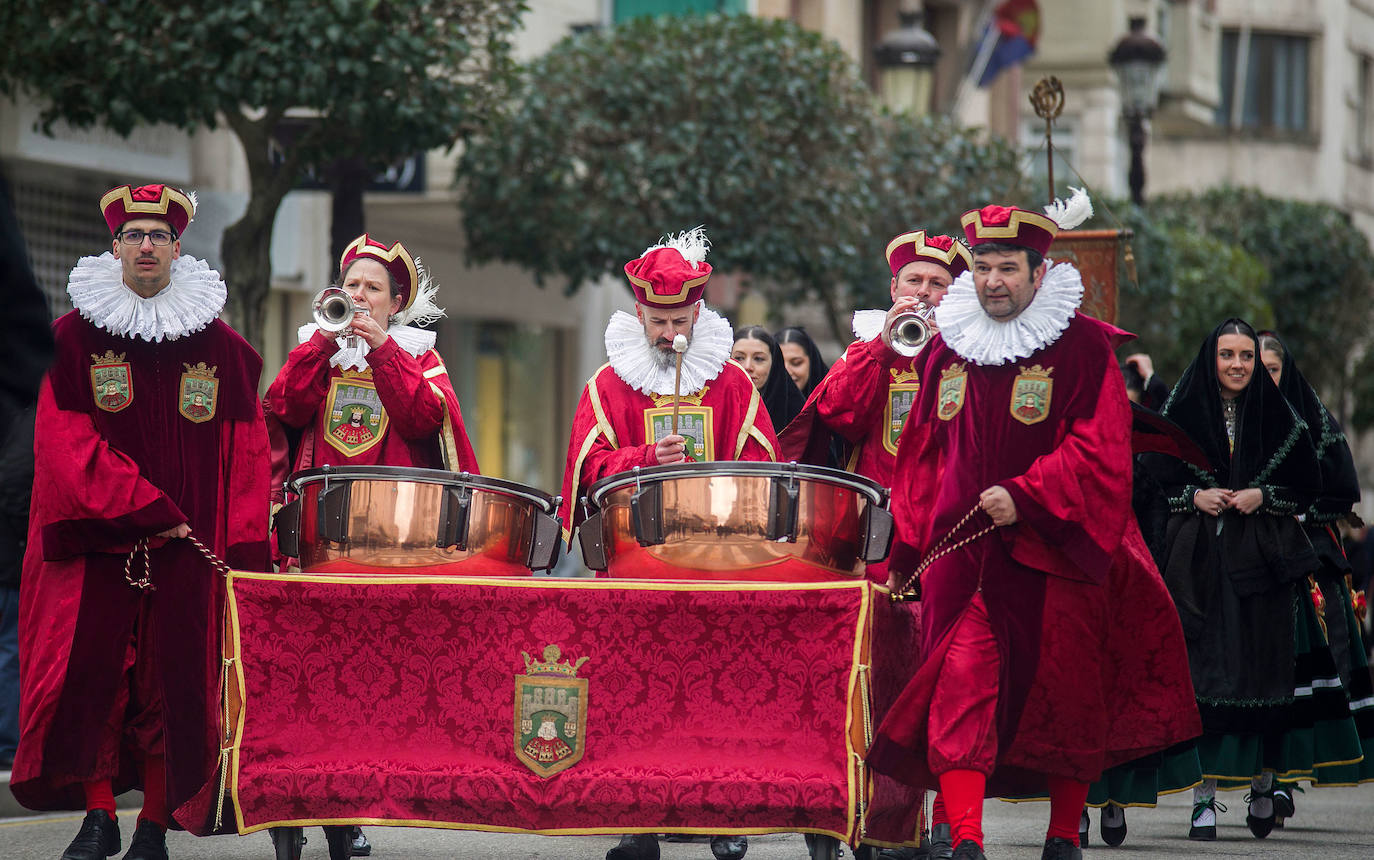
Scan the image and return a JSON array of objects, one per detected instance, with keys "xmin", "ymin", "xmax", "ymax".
[
  {"xmin": 277, "ymin": 466, "xmax": 561, "ymax": 575},
  {"xmin": 579, "ymin": 462, "xmax": 892, "ymax": 581}
]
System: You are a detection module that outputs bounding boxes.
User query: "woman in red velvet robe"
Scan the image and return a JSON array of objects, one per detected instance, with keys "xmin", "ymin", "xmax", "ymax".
[{"xmin": 267, "ymin": 235, "xmax": 476, "ymax": 477}]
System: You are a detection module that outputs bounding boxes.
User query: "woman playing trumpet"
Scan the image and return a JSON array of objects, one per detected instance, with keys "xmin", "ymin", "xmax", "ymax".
[{"xmin": 267, "ymin": 233, "xmax": 478, "ymax": 473}]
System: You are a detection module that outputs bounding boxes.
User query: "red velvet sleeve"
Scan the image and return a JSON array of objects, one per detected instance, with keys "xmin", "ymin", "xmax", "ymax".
[
  {"xmin": 366, "ymin": 337, "xmax": 447, "ymax": 441},
  {"xmin": 265, "ymin": 332, "xmax": 335, "ymax": 429},
  {"xmin": 33, "ymin": 376, "xmax": 186, "ymax": 560},
  {"xmin": 1001, "ymin": 354, "xmax": 1133, "ymax": 584},
  {"xmin": 812, "ymin": 338, "xmax": 902, "ymax": 443},
  {"xmin": 558, "ymin": 385, "xmax": 656, "ymax": 537}
]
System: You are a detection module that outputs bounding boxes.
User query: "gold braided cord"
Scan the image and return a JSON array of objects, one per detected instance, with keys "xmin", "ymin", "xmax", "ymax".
[
  {"xmin": 123, "ymin": 539, "xmax": 152, "ymax": 590},
  {"xmin": 891, "ymin": 504, "xmax": 994, "ymax": 602}
]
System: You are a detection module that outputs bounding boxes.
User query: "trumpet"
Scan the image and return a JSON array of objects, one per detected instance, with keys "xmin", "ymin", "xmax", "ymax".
[
  {"xmin": 882, "ymin": 302, "xmax": 935, "ymax": 357},
  {"xmin": 312, "ymin": 287, "xmax": 367, "ymax": 349}
]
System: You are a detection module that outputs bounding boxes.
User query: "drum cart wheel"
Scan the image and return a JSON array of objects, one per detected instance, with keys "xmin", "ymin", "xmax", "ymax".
[
  {"xmin": 269, "ymin": 826, "xmax": 303, "ymax": 860},
  {"xmin": 323, "ymin": 825, "xmax": 353, "ymax": 860}
]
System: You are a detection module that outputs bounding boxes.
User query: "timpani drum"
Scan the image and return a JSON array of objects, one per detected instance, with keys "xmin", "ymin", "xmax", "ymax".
[
  {"xmin": 578, "ymin": 462, "xmax": 893, "ymax": 581},
  {"xmin": 275, "ymin": 466, "xmax": 562, "ymax": 575}
]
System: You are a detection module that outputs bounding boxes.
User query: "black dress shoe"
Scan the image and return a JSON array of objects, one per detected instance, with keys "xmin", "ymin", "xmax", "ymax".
[
  {"xmin": 606, "ymin": 833, "xmax": 660, "ymax": 860},
  {"xmin": 350, "ymin": 826, "xmax": 372, "ymax": 856},
  {"xmin": 1100, "ymin": 802, "xmax": 1127, "ymax": 847},
  {"xmin": 1040, "ymin": 836, "xmax": 1082, "ymax": 860},
  {"xmin": 930, "ymin": 822, "xmax": 953, "ymax": 860},
  {"xmin": 1245, "ymin": 788, "xmax": 1275, "ymax": 839},
  {"xmin": 950, "ymin": 840, "xmax": 985, "ymax": 860},
  {"xmin": 60, "ymin": 809, "xmax": 121, "ymax": 860},
  {"xmin": 122, "ymin": 820, "xmax": 168, "ymax": 860},
  {"xmin": 876, "ymin": 847, "xmax": 919, "ymax": 859},
  {"xmin": 710, "ymin": 835, "xmax": 747, "ymax": 859}
]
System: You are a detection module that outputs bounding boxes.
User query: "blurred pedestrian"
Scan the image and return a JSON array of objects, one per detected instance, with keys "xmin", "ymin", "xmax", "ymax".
[
  {"xmin": 775, "ymin": 326, "xmax": 829, "ymax": 398},
  {"xmin": 0, "ymin": 173, "xmax": 55, "ymax": 772},
  {"xmin": 732, "ymin": 325, "xmax": 803, "ymax": 432}
]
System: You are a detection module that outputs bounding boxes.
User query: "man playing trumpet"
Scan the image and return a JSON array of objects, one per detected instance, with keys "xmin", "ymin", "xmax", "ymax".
[{"xmin": 781, "ymin": 229, "xmax": 971, "ymax": 588}]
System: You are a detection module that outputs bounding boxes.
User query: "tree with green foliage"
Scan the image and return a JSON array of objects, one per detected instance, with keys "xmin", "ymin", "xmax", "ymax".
[
  {"xmin": 851, "ymin": 113, "xmax": 1022, "ymax": 311},
  {"xmin": 457, "ymin": 13, "xmax": 1020, "ymax": 341},
  {"xmin": 0, "ymin": 0, "xmax": 525, "ymax": 349},
  {"xmin": 1106, "ymin": 203, "xmax": 1272, "ymax": 381}
]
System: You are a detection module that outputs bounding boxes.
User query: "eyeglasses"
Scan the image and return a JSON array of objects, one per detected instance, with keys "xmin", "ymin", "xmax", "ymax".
[{"xmin": 117, "ymin": 229, "xmax": 176, "ymax": 246}]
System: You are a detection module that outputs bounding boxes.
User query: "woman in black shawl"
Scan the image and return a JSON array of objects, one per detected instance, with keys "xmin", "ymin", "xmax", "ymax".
[
  {"xmin": 731, "ymin": 326, "xmax": 804, "ymax": 433},
  {"xmin": 775, "ymin": 326, "xmax": 830, "ymax": 398},
  {"xmin": 1257, "ymin": 331, "xmax": 1373, "ymax": 796},
  {"xmin": 1143, "ymin": 318, "xmax": 1359, "ymax": 841}
]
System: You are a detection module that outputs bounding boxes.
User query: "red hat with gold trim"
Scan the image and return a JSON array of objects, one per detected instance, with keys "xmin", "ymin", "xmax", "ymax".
[
  {"xmin": 100, "ymin": 184, "xmax": 196, "ymax": 236},
  {"xmin": 885, "ymin": 230, "xmax": 973, "ymax": 279},
  {"xmin": 624, "ymin": 227, "xmax": 713, "ymax": 309},
  {"xmin": 960, "ymin": 204, "xmax": 1059, "ymax": 257},
  {"xmin": 339, "ymin": 233, "xmax": 422, "ymax": 313}
]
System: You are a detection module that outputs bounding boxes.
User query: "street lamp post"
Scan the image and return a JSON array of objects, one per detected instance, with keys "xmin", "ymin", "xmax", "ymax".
[
  {"xmin": 874, "ymin": 1, "xmax": 941, "ymax": 115},
  {"xmin": 1108, "ymin": 17, "xmax": 1167, "ymax": 205}
]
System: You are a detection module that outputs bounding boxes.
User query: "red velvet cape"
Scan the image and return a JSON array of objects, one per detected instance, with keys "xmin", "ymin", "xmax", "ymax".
[
  {"xmin": 867, "ymin": 314, "xmax": 1200, "ymax": 795},
  {"xmin": 14, "ymin": 312, "xmax": 270, "ymax": 833},
  {"xmin": 558, "ymin": 361, "xmax": 778, "ymax": 539},
  {"xmin": 780, "ymin": 336, "xmax": 918, "ymax": 582},
  {"xmin": 266, "ymin": 330, "xmax": 478, "ymax": 473}
]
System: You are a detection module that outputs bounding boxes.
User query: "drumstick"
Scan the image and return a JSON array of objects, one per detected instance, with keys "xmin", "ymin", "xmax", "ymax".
[{"xmin": 671, "ymin": 334, "xmax": 688, "ymax": 436}]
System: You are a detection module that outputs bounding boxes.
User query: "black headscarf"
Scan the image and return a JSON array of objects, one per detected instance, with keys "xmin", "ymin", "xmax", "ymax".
[
  {"xmin": 1258, "ymin": 331, "xmax": 1360, "ymax": 520},
  {"xmin": 775, "ymin": 326, "xmax": 830, "ymax": 399},
  {"xmin": 734, "ymin": 325, "xmax": 804, "ymax": 432},
  {"xmin": 1151, "ymin": 318, "xmax": 1318, "ymax": 495}
]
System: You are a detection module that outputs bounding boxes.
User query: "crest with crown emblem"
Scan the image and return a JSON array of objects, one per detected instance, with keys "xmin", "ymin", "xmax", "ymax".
[
  {"xmin": 324, "ymin": 375, "xmax": 388, "ymax": 456},
  {"xmin": 514, "ymin": 644, "xmax": 589, "ymax": 778},
  {"xmin": 90, "ymin": 349, "xmax": 133, "ymax": 413}
]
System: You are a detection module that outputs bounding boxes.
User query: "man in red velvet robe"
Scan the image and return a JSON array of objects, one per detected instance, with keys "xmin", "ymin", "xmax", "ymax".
[
  {"xmin": 13, "ymin": 184, "xmax": 269, "ymax": 860},
  {"xmin": 781, "ymin": 229, "xmax": 971, "ymax": 589},
  {"xmin": 558, "ymin": 229, "xmax": 775, "ymax": 860},
  {"xmin": 866, "ymin": 195, "xmax": 1200, "ymax": 860},
  {"xmin": 558, "ymin": 227, "xmax": 777, "ymax": 545}
]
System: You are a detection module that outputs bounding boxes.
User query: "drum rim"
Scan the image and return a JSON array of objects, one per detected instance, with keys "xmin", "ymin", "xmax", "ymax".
[
  {"xmin": 287, "ymin": 465, "xmax": 557, "ymax": 512},
  {"xmin": 586, "ymin": 460, "xmax": 887, "ymax": 507}
]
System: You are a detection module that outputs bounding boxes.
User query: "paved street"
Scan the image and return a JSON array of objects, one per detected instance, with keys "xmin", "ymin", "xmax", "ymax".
[{"xmin": 3, "ymin": 782, "xmax": 1372, "ymax": 859}]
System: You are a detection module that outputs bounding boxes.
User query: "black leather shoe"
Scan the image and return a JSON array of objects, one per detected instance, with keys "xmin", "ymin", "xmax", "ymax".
[
  {"xmin": 606, "ymin": 833, "xmax": 660, "ymax": 860},
  {"xmin": 350, "ymin": 826, "xmax": 372, "ymax": 856},
  {"xmin": 1100, "ymin": 802, "xmax": 1127, "ymax": 847},
  {"xmin": 950, "ymin": 840, "xmax": 985, "ymax": 860},
  {"xmin": 122, "ymin": 820, "xmax": 168, "ymax": 860},
  {"xmin": 1040, "ymin": 836, "xmax": 1082, "ymax": 860},
  {"xmin": 710, "ymin": 835, "xmax": 747, "ymax": 859},
  {"xmin": 876, "ymin": 847, "xmax": 919, "ymax": 859},
  {"xmin": 60, "ymin": 809, "xmax": 121, "ymax": 860},
  {"xmin": 1245, "ymin": 788, "xmax": 1275, "ymax": 839},
  {"xmin": 930, "ymin": 822, "xmax": 953, "ymax": 860}
]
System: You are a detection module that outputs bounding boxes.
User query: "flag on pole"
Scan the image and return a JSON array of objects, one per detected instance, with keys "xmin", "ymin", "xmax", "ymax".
[{"xmin": 976, "ymin": 0, "xmax": 1042, "ymax": 87}]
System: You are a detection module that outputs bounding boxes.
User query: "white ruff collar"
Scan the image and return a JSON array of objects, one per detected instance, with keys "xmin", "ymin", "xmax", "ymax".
[
  {"xmin": 851, "ymin": 309, "xmax": 887, "ymax": 343},
  {"xmin": 297, "ymin": 323, "xmax": 437, "ymax": 372},
  {"xmin": 934, "ymin": 261, "xmax": 1083, "ymax": 366},
  {"xmin": 605, "ymin": 303, "xmax": 734, "ymax": 396},
  {"xmin": 67, "ymin": 253, "xmax": 225, "ymax": 342}
]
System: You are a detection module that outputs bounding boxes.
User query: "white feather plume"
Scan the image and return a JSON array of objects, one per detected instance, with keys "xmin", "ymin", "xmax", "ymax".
[
  {"xmin": 642, "ymin": 225, "xmax": 711, "ymax": 269},
  {"xmin": 1042, "ymin": 186, "xmax": 1093, "ymax": 231},
  {"xmin": 185, "ymin": 190, "xmax": 199, "ymax": 216},
  {"xmin": 394, "ymin": 256, "xmax": 446, "ymax": 328}
]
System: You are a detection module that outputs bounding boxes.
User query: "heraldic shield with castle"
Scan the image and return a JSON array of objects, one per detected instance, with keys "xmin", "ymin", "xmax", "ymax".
[{"xmin": 514, "ymin": 644, "xmax": 590, "ymax": 778}]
